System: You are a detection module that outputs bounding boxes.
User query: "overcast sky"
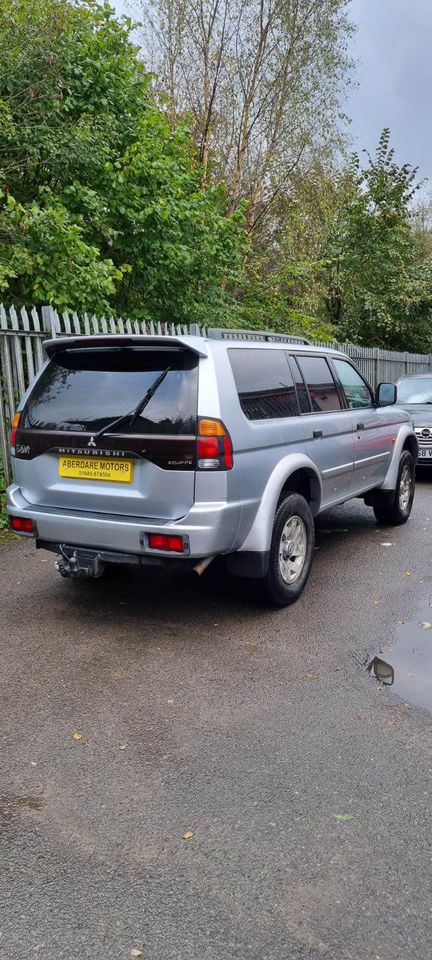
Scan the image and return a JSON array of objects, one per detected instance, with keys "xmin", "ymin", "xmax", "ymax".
[
  {"xmin": 113, "ymin": 0, "xmax": 432, "ymax": 182},
  {"xmin": 347, "ymin": 0, "xmax": 432, "ymax": 181}
]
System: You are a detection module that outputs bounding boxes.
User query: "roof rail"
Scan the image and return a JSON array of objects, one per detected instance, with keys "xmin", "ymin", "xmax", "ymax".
[{"xmin": 206, "ymin": 328, "xmax": 310, "ymax": 345}]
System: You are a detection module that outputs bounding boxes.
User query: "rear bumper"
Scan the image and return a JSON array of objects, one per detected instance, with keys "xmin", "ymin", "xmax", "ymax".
[{"xmin": 6, "ymin": 484, "xmax": 242, "ymax": 559}]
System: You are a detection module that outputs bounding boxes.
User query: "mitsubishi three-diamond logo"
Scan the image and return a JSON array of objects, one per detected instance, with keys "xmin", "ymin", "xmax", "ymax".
[{"xmin": 87, "ymin": 436, "xmax": 97, "ymax": 447}]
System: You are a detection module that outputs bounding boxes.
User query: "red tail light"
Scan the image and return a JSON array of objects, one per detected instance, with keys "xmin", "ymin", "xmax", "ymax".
[
  {"xmin": 10, "ymin": 516, "xmax": 35, "ymax": 534},
  {"xmin": 222, "ymin": 436, "xmax": 233, "ymax": 469},
  {"xmin": 10, "ymin": 412, "xmax": 20, "ymax": 449},
  {"xmin": 197, "ymin": 418, "xmax": 233, "ymax": 470},
  {"xmin": 197, "ymin": 437, "xmax": 220, "ymax": 460},
  {"xmin": 148, "ymin": 533, "xmax": 184, "ymax": 553}
]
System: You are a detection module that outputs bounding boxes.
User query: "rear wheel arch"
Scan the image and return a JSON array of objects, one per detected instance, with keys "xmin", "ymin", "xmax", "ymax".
[{"xmin": 277, "ymin": 467, "xmax": 321, "ymax": 518}]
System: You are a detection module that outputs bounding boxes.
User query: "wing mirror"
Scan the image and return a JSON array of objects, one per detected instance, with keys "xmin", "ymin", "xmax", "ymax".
[{"xmin": 375, "ymin": 382, "xmax": 397, "ymax": 407}]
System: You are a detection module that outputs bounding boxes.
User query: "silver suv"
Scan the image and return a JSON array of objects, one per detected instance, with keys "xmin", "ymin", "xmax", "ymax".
[{"xmin": 7, "ymin": 329, "xmax": 418, "ymax": 605}]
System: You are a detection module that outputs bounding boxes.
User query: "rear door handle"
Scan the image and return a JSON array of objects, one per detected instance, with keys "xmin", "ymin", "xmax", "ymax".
[
  {"xmin": 357, "ymin": 423, "xmax": 365, "ymax": 431},
  {"xmin": 313, "ymin": 430, "xmax": 323, "ymax": 439}
]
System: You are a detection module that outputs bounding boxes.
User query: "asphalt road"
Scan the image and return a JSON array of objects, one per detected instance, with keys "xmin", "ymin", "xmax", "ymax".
[{"xmin": 1, "ymin": 481, "xmax": 432, "ymax": 960}]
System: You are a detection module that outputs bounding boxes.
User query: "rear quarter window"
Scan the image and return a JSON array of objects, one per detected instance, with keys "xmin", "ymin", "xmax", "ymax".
[
  {"xmin": 228, "ymin": 348, "xmax": 299, "ymax": 420},
  {"xmin": 23, "ymin": 348, "xmax": 199, "ymax": 435}
]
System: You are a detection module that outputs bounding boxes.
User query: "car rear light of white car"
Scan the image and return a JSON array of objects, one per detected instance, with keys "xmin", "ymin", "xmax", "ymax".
[{"xmin": 197, "ymin": 418, "xmax": 233, "ymax": 470}]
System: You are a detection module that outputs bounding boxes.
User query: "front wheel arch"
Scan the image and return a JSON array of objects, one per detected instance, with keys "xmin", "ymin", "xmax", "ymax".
[{"xmin": 373, "ymin": 450, "xmax": 415, "ymax": 526}]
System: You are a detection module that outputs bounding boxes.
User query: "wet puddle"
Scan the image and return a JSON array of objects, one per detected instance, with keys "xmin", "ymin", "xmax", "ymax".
[{"xmin": 367, "ymin": 618, "xmax": 432, "ymax": 713}]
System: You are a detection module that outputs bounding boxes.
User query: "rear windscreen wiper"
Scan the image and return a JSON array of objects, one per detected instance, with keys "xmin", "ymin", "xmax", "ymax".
[{"xmin": 94, "ymin": 367, "xmax": 170, "ymax": 441}]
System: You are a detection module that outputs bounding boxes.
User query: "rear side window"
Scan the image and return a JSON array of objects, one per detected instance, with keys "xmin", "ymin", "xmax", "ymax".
[
  {"xmin": 288, "ymin": 355, "xmax": 311, "ymax": 414},
  {"xmin": 23, "ymin": 348, "xmax": 198, "ymax": 435},
  {"xmin": 228, "ymin": 348, "xmax": 299, "ymax": 420},
  {"xmin": 296, "ymin": 356, "xmax": 342, "ymax": 413}
]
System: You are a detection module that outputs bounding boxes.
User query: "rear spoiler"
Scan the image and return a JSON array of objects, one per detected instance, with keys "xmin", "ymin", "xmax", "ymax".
[{"xmin": 43, "ymin": 334, "xmax": 208, "ymax": 358}]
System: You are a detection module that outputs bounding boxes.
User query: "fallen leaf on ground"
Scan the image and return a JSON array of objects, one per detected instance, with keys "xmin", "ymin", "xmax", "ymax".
[
  {"xmin": 30, "ymin": 761, "xmax": 38, "ymax": 767},
  {"xmin": 373, "ymin": 600, "xmax": 381, "ymax": 607},
  {"xmin": 182, "ymin": 831, "xmax": 194, "ymax": 840},
  {"xmin": 119, "ymin": 744, "xmax": 128, "ymax": 751},
  {"xmin": 72, "ymin": 731, "xmax": 83, "ymax": 741},
  {"xmin": 404, "ymin": 571, "xmax": 412, "ymax": 577},
  {"xmin": 304, "ymin": 672, "xmax": 317, "ymax": 681},
  {"xmin": 130, "ymin": 950, "xmax": 144, "ymax": 958},
  {"xmin": 245, "ymin": 642, "xmax": 258, "ymax": 651},
  {"xmin": 380, "ymin": 542, "xmax": 393, "ymax": 547},
  {"xmin": 167, "ymin": 699, "xmax": 175, "ymax": 704},
  {"xmin": 397, "ymin": 619, "xmax": 406, "ymax": 624},
  {"xmin": 335, "ymin": 813, "xmax": 355, "ymax": 822},
  {"xmin": 419, "ymin": 621, "xmax": 432, "ymax": 630}
]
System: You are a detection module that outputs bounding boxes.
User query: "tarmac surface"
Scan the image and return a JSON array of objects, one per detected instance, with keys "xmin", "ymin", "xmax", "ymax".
[{"xmin": 1, "ymin": 480, "xmax": 432, "ymax": 960}]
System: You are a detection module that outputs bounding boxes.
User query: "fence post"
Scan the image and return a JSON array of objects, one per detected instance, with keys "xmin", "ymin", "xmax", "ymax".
[
  {"xmin": 0, "ymin": 375, "xmax": 11, "ymax": 486},
  {"xmin": 404, "ymin": 351, "xmax": 409, "ymax": 376},
  {"xmin": 373, "ymin": 348, "xmax": 380, "ymax": 388},
  {"xmin": 41, "ymin": 305, "xmax": 57, "ymax": 337},
  {"xmin": 189, "ymin": 323, "xmax": 201, "ymax": 336}
]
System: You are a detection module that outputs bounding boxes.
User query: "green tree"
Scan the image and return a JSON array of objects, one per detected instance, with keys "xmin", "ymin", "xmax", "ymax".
[
  {"xmin": 0, "ymin": 0, "xmax": 245, "ymax": 321},
  {"xmin": 323, "ymin": 131, "xmax": 432, "ymax": 351}
]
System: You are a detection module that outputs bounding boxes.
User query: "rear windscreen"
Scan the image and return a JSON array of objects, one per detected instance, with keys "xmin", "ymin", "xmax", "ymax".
[{"xmin": 23, "ymin": 348, "xmax": 199, "ymax": 435}]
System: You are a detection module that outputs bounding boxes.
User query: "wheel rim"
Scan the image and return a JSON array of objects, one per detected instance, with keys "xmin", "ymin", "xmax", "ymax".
[
  {"xmin": 399, "ymin": 463, "xmax": 413, "ymax": 511},
  {"xmin": 279, "ymin": 515, "xmax": 308, "ymax": 584}
]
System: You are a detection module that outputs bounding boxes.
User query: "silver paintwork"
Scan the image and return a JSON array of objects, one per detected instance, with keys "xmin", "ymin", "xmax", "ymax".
[{"xmin": 7, "ymin": 335, "xmax": 418, "ymax": 573}]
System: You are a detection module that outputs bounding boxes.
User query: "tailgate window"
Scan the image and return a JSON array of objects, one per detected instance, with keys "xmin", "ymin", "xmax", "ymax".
[{"xmin": 23, "ymin": 348, "xmax": 198, "ymax": 435}]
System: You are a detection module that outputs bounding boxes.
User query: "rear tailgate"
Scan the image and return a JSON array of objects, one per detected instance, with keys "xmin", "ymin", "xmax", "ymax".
[{"xmin": 14, "ymin": 341, "xmax": 200, "ymax": 521}]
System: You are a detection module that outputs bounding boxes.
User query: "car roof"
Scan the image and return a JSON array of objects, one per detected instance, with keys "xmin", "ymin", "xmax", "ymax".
[{"xmin": 43, "ymin": 333, "xmax": 350, "ymax": 361}]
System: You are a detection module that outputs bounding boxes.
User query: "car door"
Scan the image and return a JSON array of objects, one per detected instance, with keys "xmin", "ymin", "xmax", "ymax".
[
  {"xmin": 331, "ymin": 357, "xmax": 394, "ymax": 491},
  {"xmin": 291, "ymin": 354, "xmax": 355, "ymax": 505}
]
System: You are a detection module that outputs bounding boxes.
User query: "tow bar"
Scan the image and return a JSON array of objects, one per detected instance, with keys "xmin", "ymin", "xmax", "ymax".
[{"xmin": 55, "ymin": 545, "xmax": 105, "ymax": 579}]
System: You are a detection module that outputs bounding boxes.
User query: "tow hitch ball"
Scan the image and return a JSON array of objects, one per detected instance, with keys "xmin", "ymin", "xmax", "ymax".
[{"xmin": 55, "ymin": 547, "xmax": 105, "ymax": 579}]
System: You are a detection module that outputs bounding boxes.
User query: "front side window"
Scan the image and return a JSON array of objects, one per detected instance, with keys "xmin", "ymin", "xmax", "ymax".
[
  {"xmin": 397, "ymin": 378, "xmax": 432, "ymax": 404},
  {"xmin": 333, "ymin": 359, "xmax": 373, "ymax": 409},
  {"xmin": 296, "ymin": 356, "xmax": 342, "ymax": 413},
  {"xmin": 228, "ymin": 348, "xmax": 299, "ymax": 420},
  {"xmin": 23, "ymin": 348, "xmax": 199, "ymax": 435}
]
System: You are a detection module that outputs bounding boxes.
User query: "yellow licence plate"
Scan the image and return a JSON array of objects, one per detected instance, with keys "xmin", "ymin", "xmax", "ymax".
[{"xmin": 58, "ymin": 455, "xmax": 134, "ymax": 484}]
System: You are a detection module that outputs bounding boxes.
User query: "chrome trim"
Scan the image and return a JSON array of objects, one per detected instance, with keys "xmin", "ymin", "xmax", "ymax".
[
  {"xmin": 353, "ymin": 451, "xmax": 391, "ymax": 469},
  {"xmin": 322, "ymin": 461, "xmax": 354, "ymax": 478}
]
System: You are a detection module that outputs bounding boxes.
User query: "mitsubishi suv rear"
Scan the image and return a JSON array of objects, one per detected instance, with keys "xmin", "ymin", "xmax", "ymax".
[{"xmin": 7, "ymin": 329, "xmax": 418, "ymax": 605}]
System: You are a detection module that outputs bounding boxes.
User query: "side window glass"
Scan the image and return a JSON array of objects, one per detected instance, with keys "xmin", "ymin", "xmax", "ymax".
[
  {"xmin": 333, "ymin": 358, "xmax": 373, "ymax": 409},
  {"xmin": 288, "ymin": 355, "xmax": 311, "ymax": 414},
  {"xmin": 296, "ymin": 356, "xmax": 342, "ymax": 413},
  {"xmin": 228, "ymin": 348, "xmax": 300, "ymax": 420}
]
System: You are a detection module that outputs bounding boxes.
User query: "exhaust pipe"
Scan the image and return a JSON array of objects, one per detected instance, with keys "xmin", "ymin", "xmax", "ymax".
[{"xmin": 193, "ymin": 555, "xmax": 216, "ymax": 577}]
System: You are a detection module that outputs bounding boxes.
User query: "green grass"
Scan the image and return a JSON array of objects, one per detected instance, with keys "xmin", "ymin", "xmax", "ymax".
[{"xmin": 0, "ymin": 457, "xmax": 16, "ymax": 546}]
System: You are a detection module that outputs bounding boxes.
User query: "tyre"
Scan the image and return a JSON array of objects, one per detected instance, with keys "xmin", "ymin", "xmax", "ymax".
[
  {"xmin": 259, "ymin": 493, "xmax": 315, "ymax": 606},
  {"xmin": 373, "ymin": 450, "xmax": 415, "ymax": 526}
]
